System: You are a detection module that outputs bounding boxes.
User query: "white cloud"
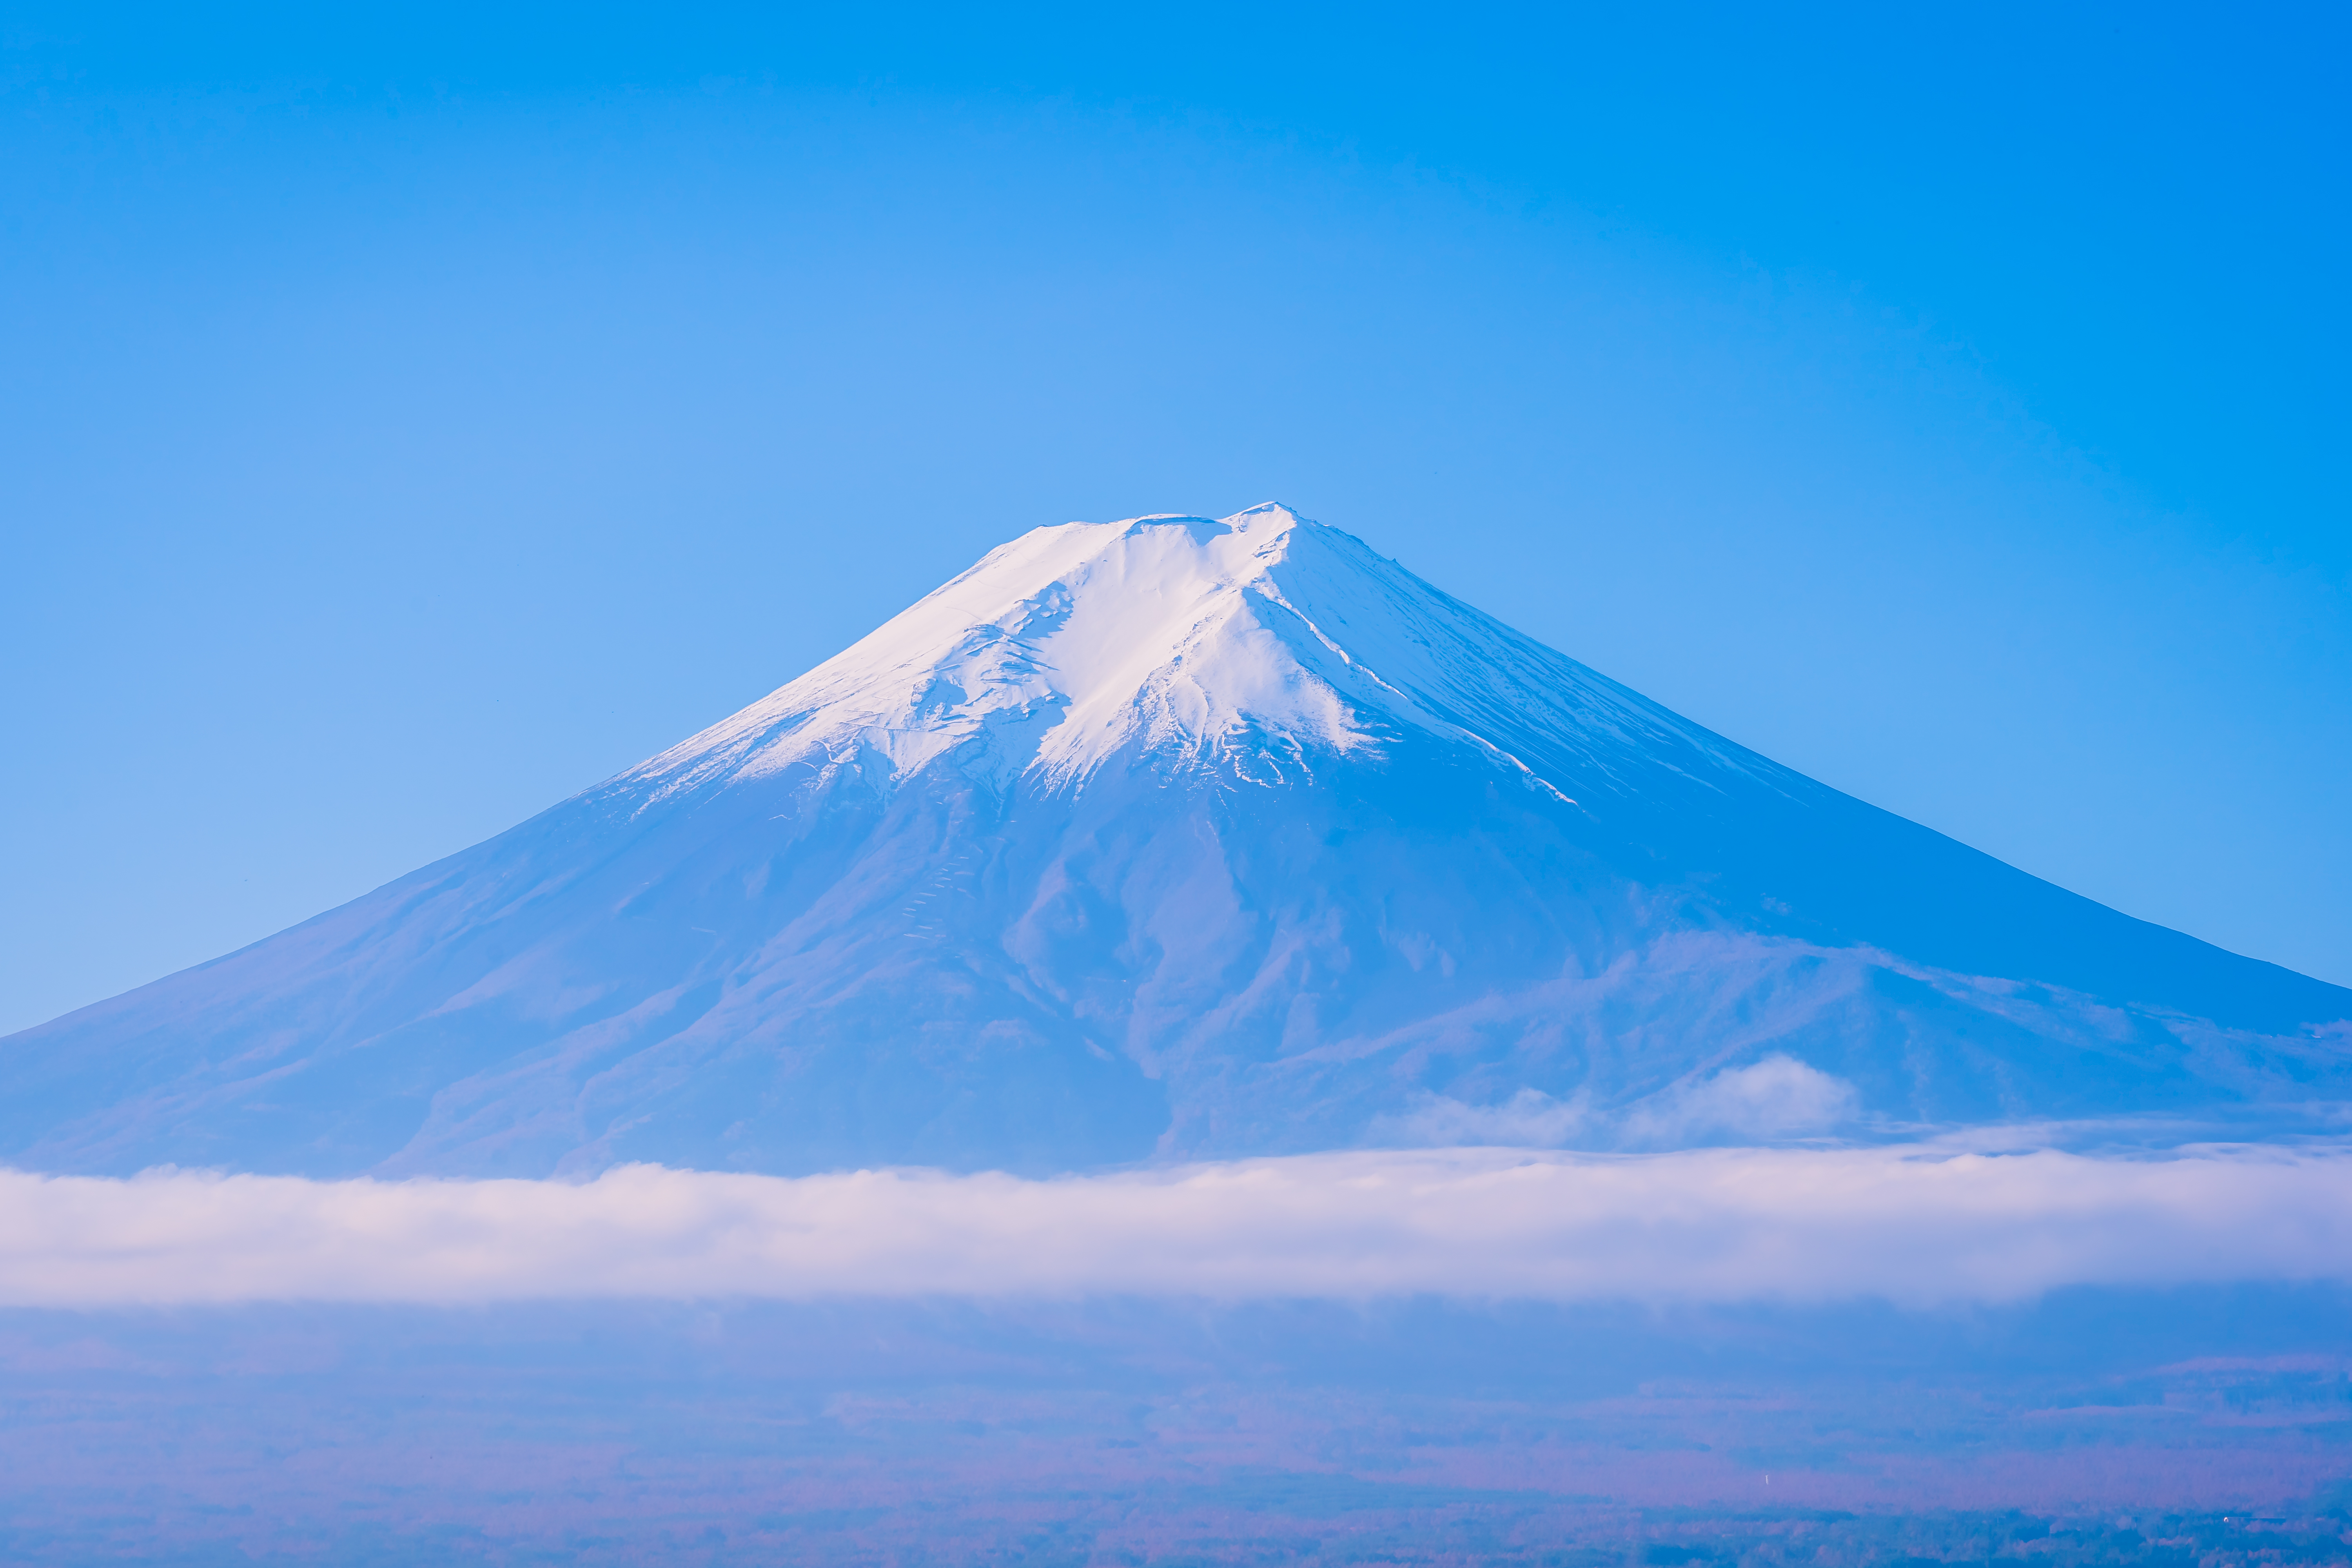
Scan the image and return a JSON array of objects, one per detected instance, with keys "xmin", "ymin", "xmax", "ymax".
[
  {"xmin": 1372, "ymin": 1057, "xmax": 1858, "ymax": 1149},
  {"xmin": 0, "ymin": 1145, "xmax": 2345, "ymax": 1308},
  {"xmin": 1621, "ymin": 1055, "xmax": 1862, "ymax": 1143},
  {"xmin": 1376, "ymin": 1087, "xmax": 1593, "ymax": 1146}
]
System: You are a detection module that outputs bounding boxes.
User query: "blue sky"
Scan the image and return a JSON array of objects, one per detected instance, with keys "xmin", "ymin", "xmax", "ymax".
[{"xmin": 2, "ymin": 1, "xmax": 2346, "ymax": 1032}]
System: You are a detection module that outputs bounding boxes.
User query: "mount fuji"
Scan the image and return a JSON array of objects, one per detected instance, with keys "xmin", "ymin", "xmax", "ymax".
[{"xmin": 8, "ymin": 503, "xmax": 2348, "ymax": 1179}]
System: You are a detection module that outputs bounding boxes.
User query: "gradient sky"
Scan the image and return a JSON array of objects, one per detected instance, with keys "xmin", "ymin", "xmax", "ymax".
[{"xmin": 2, "ymin": 1, "xmax": 2346, "ymax": 1034}]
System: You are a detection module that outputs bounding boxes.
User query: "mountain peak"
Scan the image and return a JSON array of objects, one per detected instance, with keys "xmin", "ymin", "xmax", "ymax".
[
  {"xmin": 621, "ymin": 500, "xmax": 1791, "ymax": 820},
  {"xmin": 624, "ymin": 503, "xmax": 1469, "ymax": 802}
]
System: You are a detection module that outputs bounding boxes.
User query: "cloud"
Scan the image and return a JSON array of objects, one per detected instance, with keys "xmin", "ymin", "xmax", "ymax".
[
  {"xmin": 1377, "ymin": 1087, "xmax": 1594, "ymax": 1146},
  {"xmin": 1621, "ymin": 1055, "xmax": 1862, "ymax": 1143},
  {"xmin": 0, "ymin": 1145, "xmax": 2346, "ymax": 1308},
  {"xmin": 1374, "ymin": 1057, "xmax": 1858, "ymax": 1148}
]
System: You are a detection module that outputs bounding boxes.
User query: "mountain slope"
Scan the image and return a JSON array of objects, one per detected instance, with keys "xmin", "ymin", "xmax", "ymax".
[{"xmin": 6, "ymin": 504, "xmax": 2347, "ymax": 1177}]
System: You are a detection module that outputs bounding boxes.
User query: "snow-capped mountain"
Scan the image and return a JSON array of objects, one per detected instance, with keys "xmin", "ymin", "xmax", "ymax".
[{"xmin": 6, "ymin": 504, "xmax": 2347, "ymax": 1178}]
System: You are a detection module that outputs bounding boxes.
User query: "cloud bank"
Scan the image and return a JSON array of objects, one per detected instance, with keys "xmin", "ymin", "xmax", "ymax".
[
  {"xmin": 1, "ymin": 1145, "xmax": 2346, "ymax": 1307},
  {"xmin": 1377, "ymin": 1057, "xmax": 1866, "ymax": 1149}
]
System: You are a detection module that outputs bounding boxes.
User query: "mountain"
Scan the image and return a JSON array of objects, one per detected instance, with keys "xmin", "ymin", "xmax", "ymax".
[{"xmin": 6, "ymin": 504, "xmax": 2348, "ymax": 1178}]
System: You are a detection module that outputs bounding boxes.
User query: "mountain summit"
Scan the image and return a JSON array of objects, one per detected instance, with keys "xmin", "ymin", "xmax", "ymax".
[
  {"xmin": 626, "ymin": 502, "xmax": 1760, "ymax": 807},
  {"xmin": 7, "ymin": 505, "xmax": 2348, "ymax": 1177}
]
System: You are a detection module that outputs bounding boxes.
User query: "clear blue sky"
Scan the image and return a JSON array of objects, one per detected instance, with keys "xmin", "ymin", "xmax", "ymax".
[{"xmin": 3, "ymin": 2, "xmax": 2346, "ymax": 1033}]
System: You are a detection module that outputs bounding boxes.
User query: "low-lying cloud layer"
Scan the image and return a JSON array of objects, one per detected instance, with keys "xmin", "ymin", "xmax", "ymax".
[{"xmin": 2, "ymin": 1145, "xmax": 2346, "ymax": 1307}]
